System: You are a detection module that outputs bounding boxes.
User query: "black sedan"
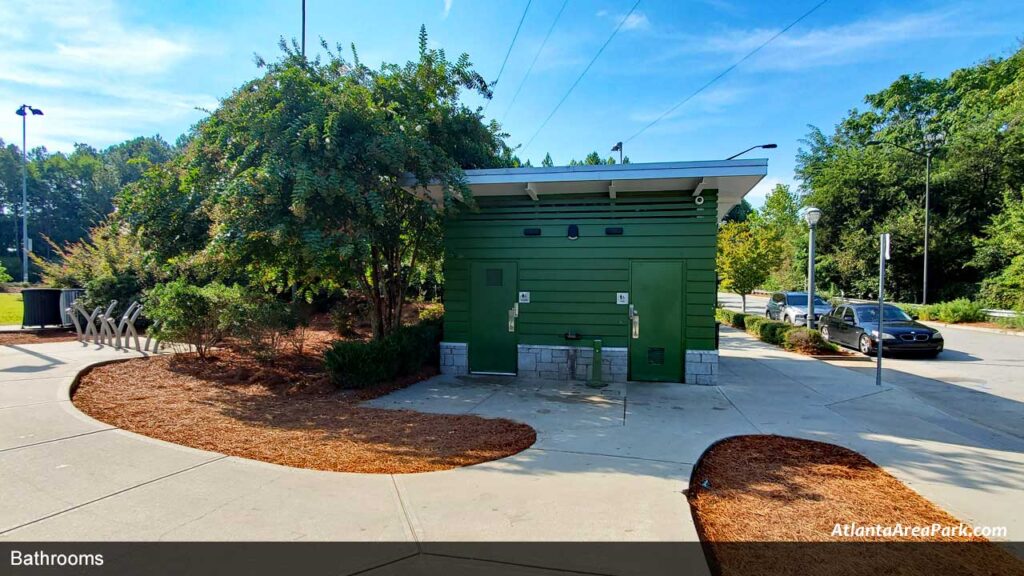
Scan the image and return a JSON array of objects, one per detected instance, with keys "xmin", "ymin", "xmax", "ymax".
[{"xmin": 819, "ymin": 303, "xmax": 944, "ymax": 357}]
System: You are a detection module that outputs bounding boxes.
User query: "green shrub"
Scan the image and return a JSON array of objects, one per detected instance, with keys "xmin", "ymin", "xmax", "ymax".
[
  {"xmin": 418, "ymin": 302, "xmax": 444, "ymax": 322},
  {"xmin": 145, "ymin": 280, "xmax": 244, "ymax": 359},
  {"xmin": 221, "ymin": 294, "xmax": 295, "ymax": 360},
  {"xmin": 715, "ymin": 308, "xmax": 748, "ymax": 329},
  {"xmin": 742, "ymin": 315, "xmax": 764, "ymax": 335},
  {"xmin": 323, "ymin": 318, "xmax": 442, "ymax": 389},
  {"xmin": 783, "ymin": 328, "xmax": 837, "ymax": 355},
  {"xmin": 757, "ymin": 319, "xmax": 793, "ymax": 346},
  {"xmin": 994, "ymin": 315, "xmax": 1024, "ymax": 331},
  {"xmin": 919, "ymin": 298, "xmax": 985, "ymax": 323}
]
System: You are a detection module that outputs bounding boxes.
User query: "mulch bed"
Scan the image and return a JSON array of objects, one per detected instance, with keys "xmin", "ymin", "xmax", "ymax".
[
  {"xmin": 689, "ymin": 435, "xmax": 1023, "ymax": 576},
  {"xmin": 72, "ymin": 319, "xmax": 536, "ymax": 474},
  {"xmin": 0, "ymin": 330, "xmax": 80, "ymax": 345}
]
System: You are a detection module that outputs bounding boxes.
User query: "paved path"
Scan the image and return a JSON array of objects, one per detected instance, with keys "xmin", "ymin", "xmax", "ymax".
[
  {"xmin": 2, "ymin": 333, "xmax": 1022, "ymax": 572},
  {"xmin": 719, "ymin": 291, "xmax": 1024, "ymax": 441}
]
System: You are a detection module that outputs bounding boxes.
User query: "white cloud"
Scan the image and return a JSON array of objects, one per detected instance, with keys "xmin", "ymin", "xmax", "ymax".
[
  {"xmin": 662, "ymin": 7, "xmax": 1003, "ymax": 71},
  {"xmin": 0, "ymin": 0, "xmax": 214, "ymax": 151},
  {"xmin": 598, "ymin": 9, "xmax": 650, "ymax": 31},
  {"xmin": 442, "ymin": 0, "xmax": 453, "ymax": 19},
  {"xmin": 628, "ymin": 86, "xmax": 748, "ymax": 123}
]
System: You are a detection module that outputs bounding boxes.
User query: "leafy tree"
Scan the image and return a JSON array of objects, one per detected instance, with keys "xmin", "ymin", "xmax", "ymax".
[
  {"xmin": 541, "ymin": 153, "xmax": 554, "ymax": 167},
  {"xmin": 796, "ymin": 45, "xmax": 1024, "ymax": 303},
  {"xmin": 718, "ymin": 221, "xmax": 777, "ymax": 312},
  {"xmin": 122, "ymin": 29, "xmax": 513, "ymax": 339},
  {"xmin": 723, "ymin": 199, "xmax": 753, "ymax": 223}
]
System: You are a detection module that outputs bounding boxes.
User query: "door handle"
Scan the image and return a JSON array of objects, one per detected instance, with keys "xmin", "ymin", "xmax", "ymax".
[
  {"xmin": 628, "ymin": 304, "xmax": 636, "ymax": 318},
  {"xmin": 508, "ymin": 308, "xmax": 516, "ymax": 332},
  {"xmin": 631, "ymin": 313, "xmax": 640, "ymax": 339}
]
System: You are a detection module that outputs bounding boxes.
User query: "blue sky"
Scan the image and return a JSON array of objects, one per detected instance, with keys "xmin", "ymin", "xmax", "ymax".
[{"xmin": 1, "ymin": 0, "xmax": 1021, "ymax": 206}]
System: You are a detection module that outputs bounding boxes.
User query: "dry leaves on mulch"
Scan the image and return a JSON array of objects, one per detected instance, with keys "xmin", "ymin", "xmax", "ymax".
[
  {"xmin": 73, "ymin": 324, "xmax": 535, "ymax": 474},
  {"xmin": 688, "ymin": 435, "xmax": 1024, "ymax": 576}
]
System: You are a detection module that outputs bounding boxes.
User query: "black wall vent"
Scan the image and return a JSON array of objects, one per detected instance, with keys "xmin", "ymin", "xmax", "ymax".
[
  {"xmin": 523, "ymin": 228, "xmax": 542, "ymax": 236},
  {"xmin": 605, "ymin": 227, "xmax": 624, "ymax": 235}
]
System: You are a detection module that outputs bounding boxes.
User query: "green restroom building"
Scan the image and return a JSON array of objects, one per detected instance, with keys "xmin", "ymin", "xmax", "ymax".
[{"xmin": 427, "ymin": 160, "xmax": 766, "ymax": 385}]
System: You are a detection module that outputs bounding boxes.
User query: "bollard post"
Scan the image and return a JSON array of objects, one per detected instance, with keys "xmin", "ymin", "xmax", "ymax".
[{"xmin": 587, "ymin": 339, "xmax": 608, "ymax": 388}]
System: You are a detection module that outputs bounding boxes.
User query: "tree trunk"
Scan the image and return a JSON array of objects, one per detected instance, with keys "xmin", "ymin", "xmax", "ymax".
[{"xmin": 741, "ymin": 293, "xmax": 747, "ymax": 313}]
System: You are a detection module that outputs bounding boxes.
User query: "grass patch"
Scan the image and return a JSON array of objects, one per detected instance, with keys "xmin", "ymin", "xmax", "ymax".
[
  {"xmin": 0, "ymin": 292, "xmax": 22, "ymax": 325},
  {"xmin": 689, "ymin": 435, "xmax": 1023, "ymax": 575}
]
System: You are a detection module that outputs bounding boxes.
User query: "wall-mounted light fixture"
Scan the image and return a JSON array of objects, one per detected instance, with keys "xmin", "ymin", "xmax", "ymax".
[
  {"xmin": 567, "ymin": 224, "xmax": 579, "ymax": 240},
  {"xmin": 523, "ymin": 228, "xmax": 542, "ymax": 236}
]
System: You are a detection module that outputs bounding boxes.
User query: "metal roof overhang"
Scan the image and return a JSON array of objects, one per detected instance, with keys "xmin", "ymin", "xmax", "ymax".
[{"xmin": 404, "ymin": 159, "xmax": 767, "ymax": 221}]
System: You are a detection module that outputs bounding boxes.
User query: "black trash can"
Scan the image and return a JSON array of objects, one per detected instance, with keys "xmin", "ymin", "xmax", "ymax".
[
  {"xmin": 21, "ymin": 288, "xmax": 63, "ymax": 328},
  {"xmin": 60, "ymin": 288, "xmax": 86, "ymax": 326}
]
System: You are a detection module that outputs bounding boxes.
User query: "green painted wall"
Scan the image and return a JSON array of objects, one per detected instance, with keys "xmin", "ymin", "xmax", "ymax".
[{"xmin": 442, "ymin": 191, "xmax": 719, "ymax": 350}]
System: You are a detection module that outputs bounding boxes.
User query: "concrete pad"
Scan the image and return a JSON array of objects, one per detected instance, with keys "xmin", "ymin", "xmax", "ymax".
[
  {"xmin": 0, "ymin": 376, "xmax": 69, "ymax": 408},
  {"xmin": 0, "ymin": 429, "xmax": 218, "ymax": 533},
  {"xmin": 536, "ymin": 384, "xmax": 756, "ymax": 464},
  {"xmin": 469, "ymin": 385, "xmax": 624, "ymax": 434},
  {"xmin": 396, "ymin": 448, "xmax": 692, "ymax": 541},
  {"xmin": 0, "ymin": 401, "xmax": 112, "ymax": 451},
  {"xmin": 364, "ymin": 373, "xmax": 503, "ymax": 414},
  {"xmin": 4, "ymin": 457, "xmax": 415, "ymax": 544}
]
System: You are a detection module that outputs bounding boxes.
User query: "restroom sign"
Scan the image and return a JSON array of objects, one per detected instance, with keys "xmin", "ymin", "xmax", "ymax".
[
  {"xmin": 519, "ymin": 291, "xmax": 531, "ymax": 304},
  {"xmin": 616, "ymin": 292, "xmax": 629, "ymax": 305}
]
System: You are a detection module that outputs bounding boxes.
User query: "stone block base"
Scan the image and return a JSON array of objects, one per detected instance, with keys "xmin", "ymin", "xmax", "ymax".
[
  {"xmin": 684, "ymin": 350, "xmax": 719, "ymax": 385},
  {"xmin": 517, "ymin": 344, "xmax": 628, "ymax": 382},
  {"xmin": 439, "ymin": 342, "xmax": 468, "ymax": 375}
]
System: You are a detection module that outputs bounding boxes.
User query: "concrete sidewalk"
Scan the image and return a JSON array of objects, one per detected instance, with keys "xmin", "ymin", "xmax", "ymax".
[
  {"xmin": 0, "ymin": 340, "xmax": 708, "ymax": 576},
  {"xmin": 1, "ymin": 331, "xmax": 1022, "ymax": 572}
]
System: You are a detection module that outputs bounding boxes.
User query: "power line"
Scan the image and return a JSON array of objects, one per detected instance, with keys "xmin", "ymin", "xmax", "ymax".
[
  {"xmin": 501, "ymin": 0, "xmax": 570, "ymax": 123},
  {"xmin": 624, "ymin": 0, "xmax": 829, "ymax": 145},
  {"xmin": 523, "ymin": 0, "xmax": 641, "ymax": 151},
  {"xmin": 485, "ymin": 0, "xmax": 533, "ymax": 112}
]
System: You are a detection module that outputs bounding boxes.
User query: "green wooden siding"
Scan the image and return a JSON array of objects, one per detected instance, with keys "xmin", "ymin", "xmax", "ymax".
[{"xmin": 443, "ymin": 191, "xmax": 719, "ymax": 350}]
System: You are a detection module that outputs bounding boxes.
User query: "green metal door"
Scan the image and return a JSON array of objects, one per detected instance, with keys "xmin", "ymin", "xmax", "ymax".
[
  {"xmin": 469, "ymin": 261, "xmax": 518, "ymax": 374},
  {"xmin": 629, "ymin": 261, "xmax": 684, "ymax": 382}
]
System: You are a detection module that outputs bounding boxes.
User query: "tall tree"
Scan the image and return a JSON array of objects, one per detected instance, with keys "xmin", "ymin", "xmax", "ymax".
[
  {"xmin": 718, "ymin": 221, "xmax": 776, "ymax": 312},
  {"xmin": 122, "ymin": 29, "xmax": 513, "ymax": 338}
]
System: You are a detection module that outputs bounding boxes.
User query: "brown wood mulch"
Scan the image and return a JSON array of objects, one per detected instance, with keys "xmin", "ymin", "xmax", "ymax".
[
  {"xmin": 689, "ymin": 435, "xmax": 1024, "ymax": 576},
  {"xmin": 72, "ymin": 324, "xmax": 535, "ymax": 474},
  {"xmin": 0, "ymin": 330, "xmax": 80, "ymax": 345}
]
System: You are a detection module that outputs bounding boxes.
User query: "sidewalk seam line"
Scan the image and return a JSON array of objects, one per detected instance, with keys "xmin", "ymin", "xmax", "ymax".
[
  {"xmin": 0, "ymin": 455, "xmax": 228, "ymax": 536},
  {"xmin": 0, "ymin": 426, "xmax": 116, "ymax": 453},
  {"xmin": 530, "ymin": 447, "xmax": 694, "ymax": 466},
  {"xmin": 391, "ymin": 475, "xmax": 421, "ymax": 548}
]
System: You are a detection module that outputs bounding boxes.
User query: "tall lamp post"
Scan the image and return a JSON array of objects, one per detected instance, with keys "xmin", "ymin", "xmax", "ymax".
[
  {"xmin": 15, "ymin": 104, "xmax": 43, "ymax": 284},
  {"xmin": 726, "ymin": 143, "xmax": 777, "ymax": 160},
  {"xmin": 611, "ymin": 141, "xmax": 623, "ymax": 164},
  {"xmin": 804, "ymin": 207, "xmax": 822, "ymax": 330},
  {"xmin": 866, "ymin": 139, "xmax": 933, "ymax": 304}
]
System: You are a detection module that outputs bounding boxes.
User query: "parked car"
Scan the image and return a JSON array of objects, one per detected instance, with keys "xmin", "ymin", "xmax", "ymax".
[
  {"xmin": 819, "ymin": 303, "xmax": 944, "ymax": 357},
  {"xmin": 765, "ymin": 291, "xmax": 833, "ymax": 326}
]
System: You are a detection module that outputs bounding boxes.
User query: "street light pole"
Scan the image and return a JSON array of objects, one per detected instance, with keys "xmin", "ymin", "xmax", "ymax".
[
  {"xmin": 866, "ymin": 139, "xmax": 934, "ymax": 304},
  {"xmin": 804, "ymin": 207, "xmax": 823, "ymax": 330},
  {"xmin": 21, "ymin": 110, "xmax": 27, "ymax": 283},
  {"xmin": 725, "ymin": 143, "xmax": 777, "ymax": 160},
  {"xmin": 923, "ymin": 153, "xmax": 930, "ymax": 304},
  {"xmin": 16, "ymin": 104, "xmax": 43, "ymax": 284}
]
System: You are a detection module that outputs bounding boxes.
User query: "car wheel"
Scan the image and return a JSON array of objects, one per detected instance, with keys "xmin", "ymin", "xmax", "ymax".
[
  {"xmin": 766, "ymin": 311, "xmax": 772, "ymax": 319},
  {"xmin": 859, "ymin": 335, "xmax": 873, "ymax": 355},
  {"xmin": 820, "ymin": 326, "xmax": 830, "ymax": 342}
]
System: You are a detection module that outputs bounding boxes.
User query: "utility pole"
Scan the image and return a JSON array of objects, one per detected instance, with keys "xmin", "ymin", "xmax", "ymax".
[
  {"xmin": 876, "ymin": 233, "xmax": 890, "ymax": 387},
  {"xmin": 16, "ymin": 104, "xmax": 43, "ymax": 283},
  {"xmin": 923, "ymin": 153, "xmax": 931, "ymax": 304}
]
